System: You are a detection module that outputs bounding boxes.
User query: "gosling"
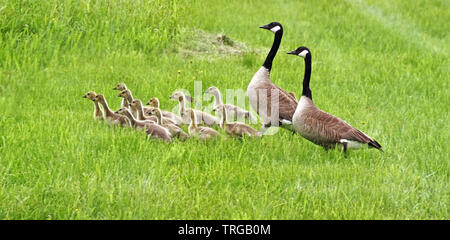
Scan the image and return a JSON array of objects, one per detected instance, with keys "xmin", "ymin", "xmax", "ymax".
[
  {"xmin": 187, "ymin": 109, "xmax": 219, "ymax": 140},
  {"xmin": 205, "ymin": 86, "xmax": 256, "ymax": 123},
  {"xmin": 113, "ymin": 83, "xmax": 129, "ymax": 108},
  {"xmin": 149, "ymin": 108, "xmax": 189, "ymax": 140},
  {"xmin": 146, "ymin": 97, "xmax": 183, "ymax": 125},
  {"xmin": 170, "ymin": 91, "xmax": 220, "ymax": 126},
  {"xmin": 130, "ymin": 99, "xmax": 159, "ymax": 123},
  {"xmin": 83, "ymin": 91, "xmax": 103, "ymax": 120},
  {"xmin": 115, "ymin": 107, "xmax": 154, "ymax": 131},
  {"xmin": 219, "ymin": 105, "xmax": 261, "ymax": 138},
  {"xmin": 94, "ymin": 94, "xmax": 130, "ymax": 127}
]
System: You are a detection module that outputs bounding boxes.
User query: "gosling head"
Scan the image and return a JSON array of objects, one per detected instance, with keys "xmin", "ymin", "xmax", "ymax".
[
  {"xmin": 118, "ymin": 89, "xmax": 130, "ymax": 98},
  {"xmin": 114, "ymin": 107, "xmax": 128, "ymax": 115},
  {"xmin": 146, "ymin": 97, "xmax": 159, "ymax": 107},
  {"xmin": 83, "ymin": 91, "xmax": 97, "ymax": 101},
  {"xmin": 144, "ymin": 107, "xmax": 156, "ymax": 116},
  {"xmin": 113, "ymin": 83, "xmax": 127, "ymax": 91},
  {"xmin": 131, "ymin": 99, "xmax": 143, "ymax": 108},
  {"xmin": 170, "ymin": 91, "xmax": 185, "ymax": 102},
  {"xmin": 287, "ymin": 46, "xmax": 311, "ymax": 59},
  {"xmin": 205, "ymin": 86, "xmax": 219, "ymax": 95},
  {"xmin": 259, "ymin": 22, "xmax": 283, "ymax": 33},
  {"xmin": 94, "ymin": 94, "xmax": 105, "ymax": 102}
]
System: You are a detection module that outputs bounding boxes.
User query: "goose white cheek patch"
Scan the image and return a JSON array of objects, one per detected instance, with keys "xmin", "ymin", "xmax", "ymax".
[
  {"xmin": 270, "ymin": 26, "xmax": 281, "ymax": 32},
  {"xmin": 298, "ymin": 50, "xmax": 309, "ymax": 58}
]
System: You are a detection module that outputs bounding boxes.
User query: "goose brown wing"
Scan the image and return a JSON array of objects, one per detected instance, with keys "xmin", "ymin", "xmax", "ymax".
[
  {"xmin": 313, "ymin": 109, "xmax": 381, "ymax": 149},
  {"xmin": 263, "ymin": 82, "xmax": 298, "ymax": 121}
]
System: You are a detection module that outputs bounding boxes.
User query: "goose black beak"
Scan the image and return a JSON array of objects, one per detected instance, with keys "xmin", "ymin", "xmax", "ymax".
[
  {"xmin": 118, "ymin": 93, "xmax": 122, "ymax": 97},
  {"xmin": 82, "ymin": 95, "xmax": 87, "ymax": 98},
  {"xmin": 287, "ymin": 50, "xmax": 297, "ymax": 55},
  {"xmin": 259, "ymin": 24, "xmax": 270, "ymax": 30}
]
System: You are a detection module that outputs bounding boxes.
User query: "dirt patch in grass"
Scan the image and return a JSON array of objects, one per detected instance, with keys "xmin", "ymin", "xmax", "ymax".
[{"xmin": 177, "ymin": 29, "xmax": 260, "ymax": 59}]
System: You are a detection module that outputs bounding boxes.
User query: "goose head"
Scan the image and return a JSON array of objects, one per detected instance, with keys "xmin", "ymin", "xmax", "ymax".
[
  {"xmin": 259, "ymin": 22, "xmax": 282, "ymax": 33},
  {"xmin": 287, "ymin": 46, "xmax": 311, "ymax": 59},
  {"xmin": 144, "ymin": 107, "xmax": 156, "ymax": 116},
  {"xmin": 113, "ymin": 83, "xmax": 127, "ymax": 91},
  {"xmin": 83, "ymin": 91, "xmax": 97, "ymax": 101}
]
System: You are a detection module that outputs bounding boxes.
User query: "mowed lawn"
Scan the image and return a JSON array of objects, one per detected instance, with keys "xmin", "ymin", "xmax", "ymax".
[{"xmin": 0, "ymin": 0, "xmax": 448, "ymax": 219}]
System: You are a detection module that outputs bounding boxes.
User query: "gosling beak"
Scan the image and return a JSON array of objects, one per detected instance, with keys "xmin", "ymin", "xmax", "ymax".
[
  {"xmin": 82, "ymin": 95, "xmax": 87, "ymax": 98},
  {"xmin": 113, "ymin": 87, "xmax": 117, "ymax": 90},
  {"xmin": 118, "ymin": 93, "xmax": 122, "ymax": 97}
]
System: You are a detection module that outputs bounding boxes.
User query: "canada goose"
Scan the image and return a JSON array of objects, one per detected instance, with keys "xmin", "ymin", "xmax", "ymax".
[
  {"xmin": 187, "ymin": 109, "xmax": 219, "ymax": 140},
  {"xmin": 114, "ymin": 107, "xmax": 154, "ymax": 130},
  {"xmin": 246, "ymin": 22, "xmax": 298, "ymax": 134},
  {"xmin": 205, "ymin": 86, "xmax": 256, "ymax": 123},
  {"xmin": 146, "ymin": 97, "xmax": 184, "ymax": 125},
  {"xmin": 219, "ymin": 105, "xmax": 261, "ymax": 138},
  {"xmin": 130, "ymin": 99, "xmax": 159, "ymax": 123},
  {"xmin": 118, "ymin": 89, "xmax": 138, "ymax": 117},
  {"xmin": 170, "ymin": 91, "xmax": 220, "ymax": 126},
  {"xmin": 94, "ymin": 94, "xmax": 130, "ymax": 127},
  {"xmin": 83, "ymin": 91, "xmax": 103, "ymax": 120},
  {"xmin": 149, "ymin": 108, "xmax": 189, "ymax": 140},
  {"xmin": 113, "ymin": 83, "xmax": 129, "ymax": 108},
  {"xmin": 287, "ymin": 46, "xmax": 382, "ymax": 152}
]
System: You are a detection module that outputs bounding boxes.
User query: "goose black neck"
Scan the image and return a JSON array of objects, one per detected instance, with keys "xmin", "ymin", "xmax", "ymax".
[
  {"xmin": 302, "ymin": 54, "xmax": 312, "ymax": 99},
  {"xmin": 263, "ymin": 30, "xmax": 282, "ymax": 71}
]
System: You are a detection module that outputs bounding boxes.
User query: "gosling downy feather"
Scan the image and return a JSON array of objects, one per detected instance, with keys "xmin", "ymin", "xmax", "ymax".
[
  {"xmin": 83, "ymin": 91, "xmax": 103, "ymax": 120},
  {"xmin": 220, "ymin": 105, "xmax": 261, "ymax": 138},
  {"xmin": 94, "ymin": 94, "xmax": 130, "ymax": 127}
]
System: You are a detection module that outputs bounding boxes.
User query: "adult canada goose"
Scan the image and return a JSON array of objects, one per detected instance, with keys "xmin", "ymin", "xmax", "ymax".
[
  {"xmin": 287, "ymin": 46, "xmax": 382, "ymax": 152},
  {"xmin": 130, "ymin": 99, "xmax": 159, "ymax": 123},
  {"xmin": 219, "ymin": 106, "xmax": 261, "ymax": 138},
  {"xmin": 115, "ymin": 107, "xmax": 153, "ymax": 130},
  {"xmin": 146, "ymin": 97, "xmax": 183, "ymax": 125},
  {"xmin": 205, "ymin": 86, "xmax": 256, "ymax": 123},
  {"xmin": 170, "ymin": 91, "xmax": 220, "ymax": 126},
  {"xmin": 94, "ymin": 94, "xmax": 130, "ymax": 127},
  {"xmin": 83, "ymin": 91, "xmax": 103, "ymax": 120},
  {"xmin": 246, "ymin": 22, "xmax": 298, "ymax": 134},
  {"xmin": 187, "ymin": 109, "xmax": 219, "ymax": 140},
  {"xmin": 149, "ymin": 108, "xmax": 189, "ymax": 140},
  {"xmin": 113, "ymin": 83, "xmax": 129, "ymax": 108}
]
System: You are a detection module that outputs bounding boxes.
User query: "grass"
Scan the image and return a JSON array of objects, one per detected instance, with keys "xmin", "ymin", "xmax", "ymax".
[{"xmin": 0, "ymin": 0, "xmax": 448, "ymax": 219}]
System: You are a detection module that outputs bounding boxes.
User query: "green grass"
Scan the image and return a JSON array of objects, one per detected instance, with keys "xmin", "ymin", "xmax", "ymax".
[{"xmin": 0, "ymin": 0, "xmax": 448, "ymax": 219}]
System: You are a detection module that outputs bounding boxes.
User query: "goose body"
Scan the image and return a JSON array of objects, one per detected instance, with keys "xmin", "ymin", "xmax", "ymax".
[
  {"xmin": 145, "ymin": 122, "xmax": 172, "ymax": 142},
  {"xmin": 205, "ymin": 86, "xmax": 256, "ymax": 123},
  {"xmin": 83, "ymin": 91, "xmax": 103, "ymax": 120},
  {"xmin": 246, "ymin": 22, "xmax": 298, "ymax": 134},
  {"xmin": 288, "ymin": 46, "xmax": 382, "ymax": 152},
  {"xmin": 130, "ymin": 99, "xmax": 159, "ymax": 123}
]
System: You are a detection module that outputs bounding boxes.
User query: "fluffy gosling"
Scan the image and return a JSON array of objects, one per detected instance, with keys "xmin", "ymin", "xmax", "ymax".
[
  {"xmin": 187, "ymin": 109, "xmax": 219, "ymax": 140},
  {"xmin": 149, "ymin": 108, "xmax": 189, "ymax": 140},
  {"xmin": 83, "ymin": 91, "xmax": 103, "ymax": 120},
  {"xmin": 220, "ymin": 105, "xmax": 261, "ymax": 138},
  {"xmin": 146, "ymin": 97, "xmax": 183, "ymax": 125},
  {"xmin": 170, "ymin": 91, "xmax": 220, "ymax": 126},
  {"xmin": 94, "ymin": 94, "xmax": 130, "ymax": 127}
]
